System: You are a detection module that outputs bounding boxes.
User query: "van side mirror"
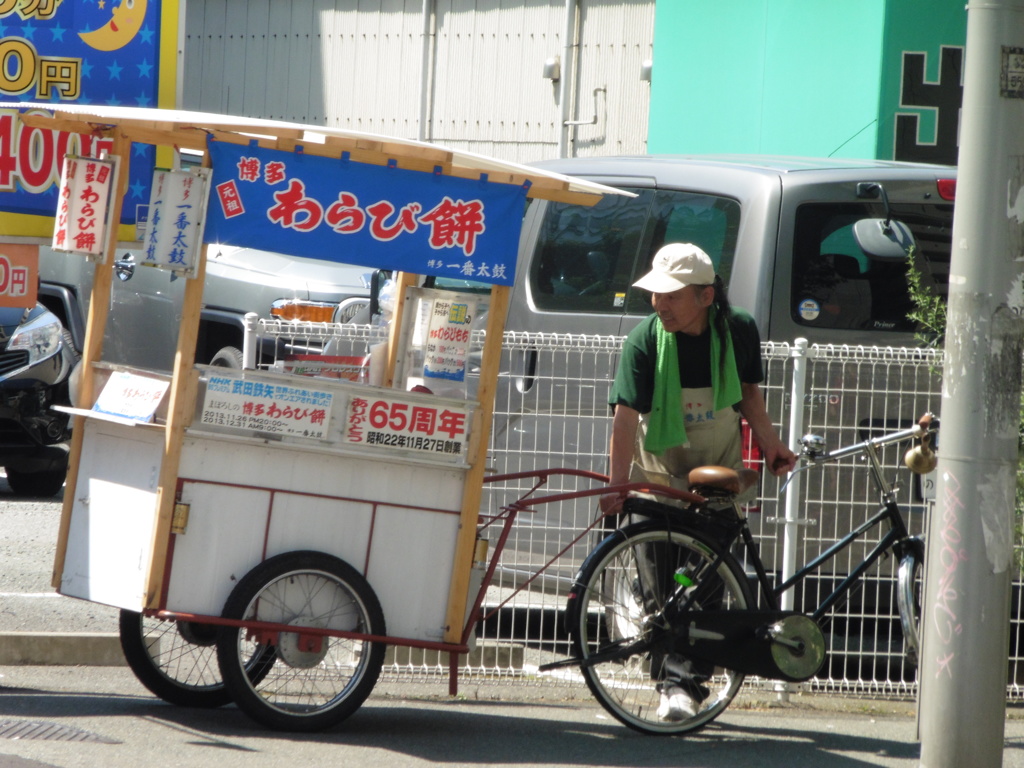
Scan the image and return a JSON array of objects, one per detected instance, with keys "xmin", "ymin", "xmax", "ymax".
[{"xmin": 854, "ymin": 181, "xmax": 917, "ymax": 259}]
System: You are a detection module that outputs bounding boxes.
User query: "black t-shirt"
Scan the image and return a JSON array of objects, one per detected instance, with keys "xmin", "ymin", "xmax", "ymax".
[{"xmin": 608, "ymin": 308, "xmax": 764, "ymax": 415}]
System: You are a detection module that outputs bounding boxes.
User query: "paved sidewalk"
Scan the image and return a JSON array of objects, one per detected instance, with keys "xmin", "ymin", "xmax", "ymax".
[{"xmin": 0, "ymin": 666, "xmax": 1023, "ymax": 768}]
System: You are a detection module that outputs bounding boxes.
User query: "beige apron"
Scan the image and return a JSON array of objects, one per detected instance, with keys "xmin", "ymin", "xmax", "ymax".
[{"xmin": 630, "ymin": 386, "xmax": 743, "ymax": 503}]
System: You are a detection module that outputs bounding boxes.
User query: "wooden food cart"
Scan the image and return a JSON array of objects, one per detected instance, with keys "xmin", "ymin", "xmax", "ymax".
[{"xmin": 13, "ymin": 104, "xmax": 614, "ymax": 730}]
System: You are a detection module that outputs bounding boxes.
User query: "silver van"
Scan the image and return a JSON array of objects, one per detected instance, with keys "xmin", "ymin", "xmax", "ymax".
[
  {"xmin": 508, "ymin": 155, "xmax": 955, "ymax": 344},
  {"xmin": 494, "ymin": 154, "xmax": 954, "ymax": 448}
]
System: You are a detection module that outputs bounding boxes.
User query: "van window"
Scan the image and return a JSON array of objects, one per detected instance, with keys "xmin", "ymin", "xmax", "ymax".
[
  {"xmin": 791, "ymin": 202, "xmax": 953, "ymax": 332},
  {"xmin": 529, "ymin": 190, "xmax": 654, "ymax": 313},
  {"xmin": 527, "ymin": 185, "xmax": 742, "ymax": 316}
]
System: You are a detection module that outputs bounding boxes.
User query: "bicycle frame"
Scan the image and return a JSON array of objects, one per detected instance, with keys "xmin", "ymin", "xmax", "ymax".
[
  {"xmin": 744, "ymin": 428, "xmax": 922, "ymax": 621},
  {"xmin": 476, "ymin": 416, "xmax": 932, "ymax": 641}
]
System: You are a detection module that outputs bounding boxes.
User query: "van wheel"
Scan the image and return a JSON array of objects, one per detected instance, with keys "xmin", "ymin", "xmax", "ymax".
[{"xmin": 209, "ymin": 346, "xmax": 244, "ymax": 369}]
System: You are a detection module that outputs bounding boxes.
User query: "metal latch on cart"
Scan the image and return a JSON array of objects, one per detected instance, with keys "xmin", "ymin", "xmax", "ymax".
[{"xmin": 172, "ymin": 503, "xmax": 190, "ymax": 534}]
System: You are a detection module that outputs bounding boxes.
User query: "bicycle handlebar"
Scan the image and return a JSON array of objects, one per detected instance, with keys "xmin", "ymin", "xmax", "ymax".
[{"xmin": 801, "ymin": 412, "xmax": 939, "ymax": 464}]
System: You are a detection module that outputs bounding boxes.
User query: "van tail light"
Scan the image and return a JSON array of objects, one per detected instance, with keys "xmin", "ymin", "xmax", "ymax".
[
  {"xmin": 270, "ymin": 299, "xmax": 337, "ymax": 323},
  {"xmin": 741, "ymin": 419, "xmax": 762, "ymax": 469},
  {"xmin": 937, "ymin": 179, "xmax": 956, "ymax": 201}
]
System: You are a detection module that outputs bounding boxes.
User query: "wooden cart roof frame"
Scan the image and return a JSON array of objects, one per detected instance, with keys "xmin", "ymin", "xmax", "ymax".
[{"xmin": 7, "ymin": 103, "xmax": 621, "ymax": 644}]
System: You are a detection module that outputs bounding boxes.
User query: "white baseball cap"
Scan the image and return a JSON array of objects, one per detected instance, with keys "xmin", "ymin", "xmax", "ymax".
[{"xmin": 632, "ymin": 243, "xmax": 716, "ymax": 293}]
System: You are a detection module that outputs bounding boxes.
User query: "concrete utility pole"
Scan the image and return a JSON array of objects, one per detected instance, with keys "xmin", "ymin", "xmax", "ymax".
[{"xmin": 919, "ymin": 2, "xmax": 1024, "ymax": 766}]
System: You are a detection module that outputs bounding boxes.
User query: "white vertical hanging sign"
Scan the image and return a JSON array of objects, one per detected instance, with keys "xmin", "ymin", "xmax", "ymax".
[
  {"xmin": 141, "ymin": 167, "xmax": 211, "ymax": 277},
  {"xmin": 52, "ymin": 155, "xmax": 118, "ymax": 260}
]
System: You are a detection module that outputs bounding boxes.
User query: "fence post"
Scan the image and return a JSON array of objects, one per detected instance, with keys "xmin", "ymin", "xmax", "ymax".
[{"xmin": 776, "ymin": 338, "xmax": 811, "ymax": 698}]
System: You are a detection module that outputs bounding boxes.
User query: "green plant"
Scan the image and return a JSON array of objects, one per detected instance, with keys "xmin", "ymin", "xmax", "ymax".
[{"xmin": 905, "ymin": 246, "xmax": 947, "ymax": 349}]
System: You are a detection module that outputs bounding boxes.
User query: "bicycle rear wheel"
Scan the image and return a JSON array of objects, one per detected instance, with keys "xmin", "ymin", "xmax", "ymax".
[{"xmin": 570, "ymin": 521, "xmax": 752, "ymax": 735}]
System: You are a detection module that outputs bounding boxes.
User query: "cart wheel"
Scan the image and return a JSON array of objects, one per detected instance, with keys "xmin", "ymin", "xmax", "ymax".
[
  {"xmin": 119, "ymin": 610, "xmax": 275, "ymax": 708},
  {"xmin": 216, "ymin": 551, "xmax": 387, "ymax": 732}
]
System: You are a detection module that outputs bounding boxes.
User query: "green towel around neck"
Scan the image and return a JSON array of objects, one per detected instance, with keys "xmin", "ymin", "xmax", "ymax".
[{"xmin": 643, "ymin": 307, "xmax": 743, "ymax": 454}]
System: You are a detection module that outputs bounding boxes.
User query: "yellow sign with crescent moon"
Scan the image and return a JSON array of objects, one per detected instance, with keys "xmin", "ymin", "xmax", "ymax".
[
  {"xmin": 0, "ymin": 0, "xmax": 178, "ymax": 238},
  {"xmin": 79, "ymin": 0, "xmax": 149, "ymax": 52}
]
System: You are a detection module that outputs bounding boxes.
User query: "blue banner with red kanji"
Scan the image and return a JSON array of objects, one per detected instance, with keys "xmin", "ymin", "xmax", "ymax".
[{"xmin": 204, "ymin": 140, "xmax": 527, "ymax": 286}]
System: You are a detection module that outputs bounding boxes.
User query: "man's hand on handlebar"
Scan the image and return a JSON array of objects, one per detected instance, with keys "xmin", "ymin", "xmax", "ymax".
[{"xmin": 765, "ymin": 443, "xmax": 798, "ymax": 477}]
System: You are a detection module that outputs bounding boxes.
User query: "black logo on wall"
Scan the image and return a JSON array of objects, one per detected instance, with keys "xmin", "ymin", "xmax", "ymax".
[{"xmin": 895, "ymin": 46, "xmax": 964, "ymax": 166}]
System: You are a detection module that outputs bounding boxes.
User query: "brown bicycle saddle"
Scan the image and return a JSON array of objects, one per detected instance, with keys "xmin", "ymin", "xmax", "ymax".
[{"xmin": 687, "ymin": 465, "xmax": 759, "ymax": 496}]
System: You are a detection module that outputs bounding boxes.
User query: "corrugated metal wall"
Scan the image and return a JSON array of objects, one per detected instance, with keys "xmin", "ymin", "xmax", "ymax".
[
  {"xmin": 182, "ymin": 0, "xmax": 653, "ymax": 163},
  {"xmin": 429, "ymin": 1, "xmax": 566, "ymax": 160},
  {"xmin": 571, "ymin": 0, "xmax": 654, "ymax": 157}
]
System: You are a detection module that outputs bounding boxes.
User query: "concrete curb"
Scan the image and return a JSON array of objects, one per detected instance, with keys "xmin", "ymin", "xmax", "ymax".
[
  {"xmin": 0, "ymin": 632, "xmax": 523, "ymax": 670},
  {"xmin": 0, "ymin": 632, "xmax": 125, "ymax": 666}
]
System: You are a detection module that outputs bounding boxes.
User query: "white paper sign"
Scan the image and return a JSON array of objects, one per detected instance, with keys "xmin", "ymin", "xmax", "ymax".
[
  {"xmin": 53, "ymin": 155, "xmax": 117, "ymax": 258},
  {"xmin": 200, "ymin": 375, "xmax": 333, "ymax": 440},
  {"xmin": 92, "ymin": 371, "xmax": 170, "ymax": 423},
  {"xmin": 423, "ymin": 297, "xmax": 476, "ymax": 383},
  {"xmin": 141, "ymin": 168, "xmax": 211, "ymax": 276}
]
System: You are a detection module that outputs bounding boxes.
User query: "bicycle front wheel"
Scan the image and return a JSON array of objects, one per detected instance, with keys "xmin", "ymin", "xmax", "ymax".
[{"xmin": 570, "ymin": 521, "xmax": 752, "ymax": 735}]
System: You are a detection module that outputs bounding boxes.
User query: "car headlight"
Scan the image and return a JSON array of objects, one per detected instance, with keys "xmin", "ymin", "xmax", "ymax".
[{"xmin": 9, "ymin": 312, "xmax": 63, "ymax": 365}]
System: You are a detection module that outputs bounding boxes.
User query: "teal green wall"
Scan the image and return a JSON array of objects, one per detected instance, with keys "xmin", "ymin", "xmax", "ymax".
[{"xmin": 648, "ymin": 1, "xmax": 967, "ymax": 161}]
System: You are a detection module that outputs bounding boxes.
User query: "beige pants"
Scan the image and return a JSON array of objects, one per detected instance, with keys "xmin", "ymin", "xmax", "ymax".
[{"xmin": 630, "ymin": 386, "xmax": 744, "ymax": 503}]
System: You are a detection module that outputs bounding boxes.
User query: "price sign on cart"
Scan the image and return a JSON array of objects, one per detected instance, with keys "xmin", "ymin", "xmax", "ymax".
[{"xmin": 344, "ymin": 394, "xmax": 471, "ymax": 458}]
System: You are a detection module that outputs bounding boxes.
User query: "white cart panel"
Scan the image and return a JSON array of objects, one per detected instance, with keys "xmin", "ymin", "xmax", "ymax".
[
  {"xmin": 178, "ymin": 434, "xmax": 466, "ymax": 508},
  {"xmin": 164, "ymin": 483, "xmax": 272, "ymax": 616},
  {"xmin": 166, "ymin": 432, "xmax": 467, "ymax": 641},
  {"xmin": 265, "ymin": 493, "xmax": 375, "ymax": 568},
  {"xmin": 59, "ymin": 419, "xmax": 163, "ymax": 609},
  {"xmin": 366, "ymin": 505, "xmax": 460, "ymax": 641}
]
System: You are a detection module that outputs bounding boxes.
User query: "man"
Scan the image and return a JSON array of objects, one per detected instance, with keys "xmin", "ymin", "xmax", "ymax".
[{"xmin": 600, "ymin": 242, "xmax": 796, "ymax": 721}]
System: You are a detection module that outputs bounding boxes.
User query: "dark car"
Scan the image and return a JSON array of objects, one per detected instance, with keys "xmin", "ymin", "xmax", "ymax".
[{"xmin": 0, "ymin": 303, "xmax": 78, "ymax": 497}]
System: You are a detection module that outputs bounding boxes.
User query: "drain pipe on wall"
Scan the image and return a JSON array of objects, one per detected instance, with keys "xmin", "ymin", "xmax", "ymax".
[
  {"xmin": 418, "ymin": 0, "xmax": 435, "ymax": 143},
  {"xmin": 557, "ymin": 0, "xmax": 578, "ymax": 158}
]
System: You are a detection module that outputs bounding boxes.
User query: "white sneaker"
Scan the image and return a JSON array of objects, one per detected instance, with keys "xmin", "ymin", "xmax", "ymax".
[{"xmin": 657, "ymin": 686, "xmax": 697, "ymax": 722}]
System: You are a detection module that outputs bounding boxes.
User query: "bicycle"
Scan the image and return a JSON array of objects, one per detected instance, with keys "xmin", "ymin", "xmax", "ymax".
[{"xmin": 538, "ymin": 412, "xmax": 938, "ymax": 735}]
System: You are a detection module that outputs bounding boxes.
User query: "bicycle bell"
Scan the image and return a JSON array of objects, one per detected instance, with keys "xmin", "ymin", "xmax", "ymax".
[
  {"xmin": 800, "ymin": 434, "xmax": 826, "ymax": 458},
  {"xmin": 905, "ymin": 431, "xmax": 937, "ymax": 474}
]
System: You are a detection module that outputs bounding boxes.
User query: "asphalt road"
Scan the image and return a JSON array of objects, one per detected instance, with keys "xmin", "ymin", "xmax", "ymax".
[{"xmin": 0, "ymin": 484, "xmax": 119, "ymax": 637}]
